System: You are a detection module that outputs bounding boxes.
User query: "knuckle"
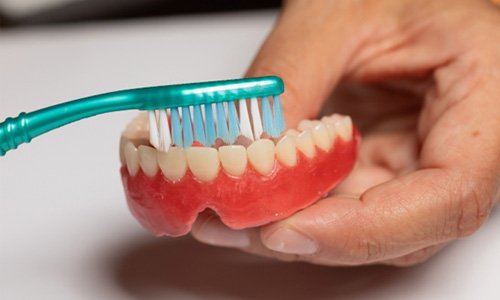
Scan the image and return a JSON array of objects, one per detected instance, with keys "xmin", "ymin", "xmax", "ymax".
[{"xmin": 451, "ymin": 173, "xmax": 494, "ymax": 238}]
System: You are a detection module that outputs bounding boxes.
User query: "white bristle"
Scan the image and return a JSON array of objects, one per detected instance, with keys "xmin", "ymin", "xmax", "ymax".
[
  {"xmin": 148, "ymin": 110, "xmax": 160, "ymax": 148},
  {"xmin": 238, "ymin": 99, "xmax": 254, "ymax": 141},
  {"xmin": 158, "ymin": 109, "xmax": 171, "ymax": 152},
  {"xmin": 250, "ymin": 97, "xmax": 263, "ymax": 140}
]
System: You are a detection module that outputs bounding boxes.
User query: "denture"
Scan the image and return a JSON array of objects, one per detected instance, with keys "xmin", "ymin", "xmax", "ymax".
[{"xmin": 120, "ymin": 113, "xmax": 359, "ymax": 237}]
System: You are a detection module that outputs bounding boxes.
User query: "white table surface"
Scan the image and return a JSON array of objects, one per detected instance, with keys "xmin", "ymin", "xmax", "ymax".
[{"xmin": 1, "ymin": 11, "xmax": 499, "ymax": 300}]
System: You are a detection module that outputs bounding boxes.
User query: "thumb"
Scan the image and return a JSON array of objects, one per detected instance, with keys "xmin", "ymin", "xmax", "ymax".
[{"xmin": 245, "ymin": 1, "xmax": 361, "ymax": 128}]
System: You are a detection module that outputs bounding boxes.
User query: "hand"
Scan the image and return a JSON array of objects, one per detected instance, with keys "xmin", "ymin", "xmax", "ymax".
[{"xmin": 192, "ymin": 0, "xmax": 500, "ymax": 266}]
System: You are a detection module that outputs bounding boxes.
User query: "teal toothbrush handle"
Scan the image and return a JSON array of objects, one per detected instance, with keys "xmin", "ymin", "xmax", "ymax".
[
  {"xmin": 0, "ymin": 91, "xmax": 138, "ymax": 156},
  {"xmin": 0, "ymin": 76, "xmax": 284, "ymax": 156}
]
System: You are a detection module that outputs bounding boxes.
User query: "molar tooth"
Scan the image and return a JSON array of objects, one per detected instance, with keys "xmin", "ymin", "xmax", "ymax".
[
  {"xmin": 276, "ymin": 135, "xmax": 297, "ymax": 167},
  {"xmin": 138, "ymin": 145, "xmax": 159, "ymax": 177},
  {"xmin": 218, "ymin": 145, "xmax": 247, "ymax": 177},
  {"xmin": 247, "ymin": 139, "xmax": 276, "ymax": 175},
  {"xmin": 312, "ymin": 123, "xmax": 332, "ymax": 152},
  {"xmin": 296, "ymin": 129, "xmax": 316, "ymax": 159},
  {"xmin": 124, "ymin": 142, "xmax": 139, "ymax": 176},
  {"xmin": 157, "ymin": 147, "xmax": 187, "ymax": 182},
  {"xmin": 186, "ymin": 147, "xmax": 220, "ymax": 182},
  {"xmin": 335, "ymin": 116, "xmax": 353, "ymax": 141}
]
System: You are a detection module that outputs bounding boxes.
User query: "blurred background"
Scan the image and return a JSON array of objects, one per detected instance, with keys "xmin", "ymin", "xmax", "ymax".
[{"xmin": 0, "ymin": 0, "xmax": 280, "ymax": 27}]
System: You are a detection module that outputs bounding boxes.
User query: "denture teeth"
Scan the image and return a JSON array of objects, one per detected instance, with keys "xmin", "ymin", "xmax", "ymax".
[
  {"xmin": 138, "ymin": 145, "xmax": 159, "ymax": 177},
  {"xmin": 335, "ymin": 116, "xmax": 353, "ymax": 141},
  {"xmin": 285, "ymin": 129, "xmax": 300, "ymax": 137},
  {"xmin": 218, "ymin": 145, "xmax": 247, "ymax": 177},
  {"xmin": 124, "ymin": 142, "xmax": 140, "ymax": 176},
  {"xmin": 247, "ymin": 139, "xmax": 276, "ymax": 175},
  {"xmin": 157, "ymin": 147, "xmax": 187, "ymax": 182},
  {"xmin": 296, "ymin": 129, "xmax": 316, "ymax": 159},
  {"xmin": 312, "ymin": 123, "xmax": 332, "ymax": 152},
  {"xmin": 276, "ymin": 134, "xmax": 297, "ymax": 167},
  {"xmin": 325, "ymin": 123, "xmax": 336, "ymax": 141},
  {"xmin": 186, "ymin": 147, "xmax": 220, "ymax": 182},
  {"xmin": 297, "ymin": 120, "xmax": 314, "ymax": 131}
]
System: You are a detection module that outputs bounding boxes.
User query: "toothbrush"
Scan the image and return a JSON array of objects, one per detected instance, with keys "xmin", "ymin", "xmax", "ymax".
[{"xmin": 0, "ymin": 76, "xmax": 285, "ymax": 156}]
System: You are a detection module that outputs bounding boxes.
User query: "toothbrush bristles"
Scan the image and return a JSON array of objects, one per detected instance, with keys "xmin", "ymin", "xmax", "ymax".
[
  {"xmin": 250, "ymin": 97, "xmax": 263, "ymax": 140},
  {"xmin": 204, "ymin": 103, "xmax": 216, "ymax": 146},
  {"xmin": 227, "ymin": 101, "xmax": 240, "ymax": 143},
  {"xmin": 238, "ymin": 99, "xmax": 254, "ymax": 141},
  {"xmin": 216, "ymin": 102, "xmax": 230, "ymax": 143},
  {"xmin": 181, "ymin": 106, "xmax": 194, "ymax": 148},
  {"xmin": 261, "ymin": 96, "xmax": 275, "ymax": 137},
  {"xmin": 147, "ymin": 93, "xmax": 285, "ymax": 150},
  {"xmin": 193, "ymin": 105, "xmax": 206, "ymax": 145}
]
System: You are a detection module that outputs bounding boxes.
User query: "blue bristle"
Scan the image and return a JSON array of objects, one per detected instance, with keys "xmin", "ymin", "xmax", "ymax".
[
  {"xmin": 227, "ymin": 101, "xmax": 240, "ymax": 143},
  {"xmin": 204, "ymin": 103, "xmax": 216, "ymax": 146},
  {"xmin": 170, "ymin": 108, "xmax": 183, "ymax": 147},
  {"xmin": 261, "ymin": 96, "xmax": 275, "ymax": 137},
  {"xmin": 272, "ymin": 95, "xmax": 286, "ymax": 135},
  {"xmin": 182, "ymin": 106, "xmax": 194, "ymax": 147},
  {"xmin": 216, "ymin": 102, "xmax": 229, "ymax": 143},
  {"xmin": 193, "ymin": 105, "xmax": 206, "ymax": 145}
]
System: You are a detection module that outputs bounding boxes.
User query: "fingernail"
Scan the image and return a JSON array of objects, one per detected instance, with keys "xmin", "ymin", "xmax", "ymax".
[
  {"xmin": 193, "ymin": 219, "xmax": 250, "ymax": 248},
  {"xmin": 264, "ymin": 228, "xmax": 318, "ymax": 255}
]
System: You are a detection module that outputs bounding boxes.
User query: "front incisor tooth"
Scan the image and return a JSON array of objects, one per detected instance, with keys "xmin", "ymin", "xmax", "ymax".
[
  {"xmin": 218, "ymin": 145, "xmax": 247, "ymax": 177},
  {"xmin": 296, "ymin": 130, "xmax": 316, "ymax": 159},
  {"xmin": 335, "ymin": 116, "xmax": 353, "ymax": 141},
  {"xmin": 247, "ymin": 139, "xmax": 276, "ymax": 175},
  {"xmin": 276, "ymin": 135, "xmax": 297, "ymax": 167},
  {"xmin": 157, "ymin": 147, "xmax": 187, "ymax": 182},
  {"xmin": 138, "ymin": 145, "xmax": 159, "ymax": 177},
  {"xmin": 124, "ymin": 142, "xmax": 139, "ymax": 176},
  {"xmin": 186, "ymin": 147, "xmax": 220, "ymax": 182},
  {"xmin": 312, "ymin": 123, "xmax": 332, "ymax": 152}
]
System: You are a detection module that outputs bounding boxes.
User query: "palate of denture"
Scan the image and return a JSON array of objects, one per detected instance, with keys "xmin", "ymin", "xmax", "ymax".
[
  {"xmin": 124, "ymin": 142, "xmax": 140, "ymax": 176},
  {"xmin": 275, "ymin": 134, "xmax": 297, "ymax": 167},
  {"xmin": 247, "ymin": 139, "xmax": 276, "ymax": 175},
  {"xmin": 138, "ymin": 145, "xmax": 159, "ymax": 177},
  {"xmin": 295, "ymin": 129, "xmax": 316, "ymax": 159},
  {"xmin": 186, "ymin": 147, "xmax": 220, "ymax": 182},
  {"xmin": 218, "ymin": 145, "xmax": 247, "ymax": 177},
  {"xmin": 312, "ymin": 123, "xmax": 332, "ymax": 152},
  {"xmin": 157, "ymin": 147, "xmax": 187, "ymax": 182}
]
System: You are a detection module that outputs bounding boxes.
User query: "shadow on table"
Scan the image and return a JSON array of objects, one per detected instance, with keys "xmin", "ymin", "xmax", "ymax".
[{"xmin": 108, "ymin": 235, "xmax": 407, "ymax": 299}]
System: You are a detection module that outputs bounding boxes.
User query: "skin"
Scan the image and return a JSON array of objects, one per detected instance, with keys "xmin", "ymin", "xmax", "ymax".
[{"xmin": 191, "ymin": 0, "xmax": 500, "ymax": 266}]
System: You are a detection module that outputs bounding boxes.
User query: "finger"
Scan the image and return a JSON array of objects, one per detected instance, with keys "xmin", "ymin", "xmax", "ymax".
[
  {"xmin": 258, "ymin": 166, "xmax": 494, "ymax": 265},
  {"xmin": 245, "ymin": 0, "xmax": 365, "ymax": 127},
  {"xmin": 191, "ymin": 210, "xmax": 253, "ymax": 248},
  {"xmin": 381, "ymin": 243, "xmax": 448, "ymax": 267}
]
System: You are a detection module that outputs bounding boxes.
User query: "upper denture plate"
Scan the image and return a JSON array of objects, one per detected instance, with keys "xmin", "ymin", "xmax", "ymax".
[
  {"xmin": 296, "ymin": 129, "xmax": 316, "ymax": 159},
  {"xmin": 335, "ymin": 116, "xmax": 353, "ymax": 141},
  {"xmin": 157, "ymin": 147, "xmax": 187, "ymax": 182},
  {"xmin": 138, "ymin": 145, "xmax": 159, "ymax": 177},
  {"xmin": 219, "ymin": 145, "xmax": 247, "ymax": 177},
  {"xmin": 276, "ymin": 135, "xmax": 297, "ymax": 167},
  {"xmin": 124, "ymin": 142, "xmax": 139, "ymax": 176},
  {"xmin": 247, "ymin": 139, "xmax": 276, "ymax": 175},
  {"xmin": 312, "ymin": 123, "xmax": 332, "ymax": 152},
  {"xmin": 186, "ymin": 147, "xmax": 220, "ymax": 182}
]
